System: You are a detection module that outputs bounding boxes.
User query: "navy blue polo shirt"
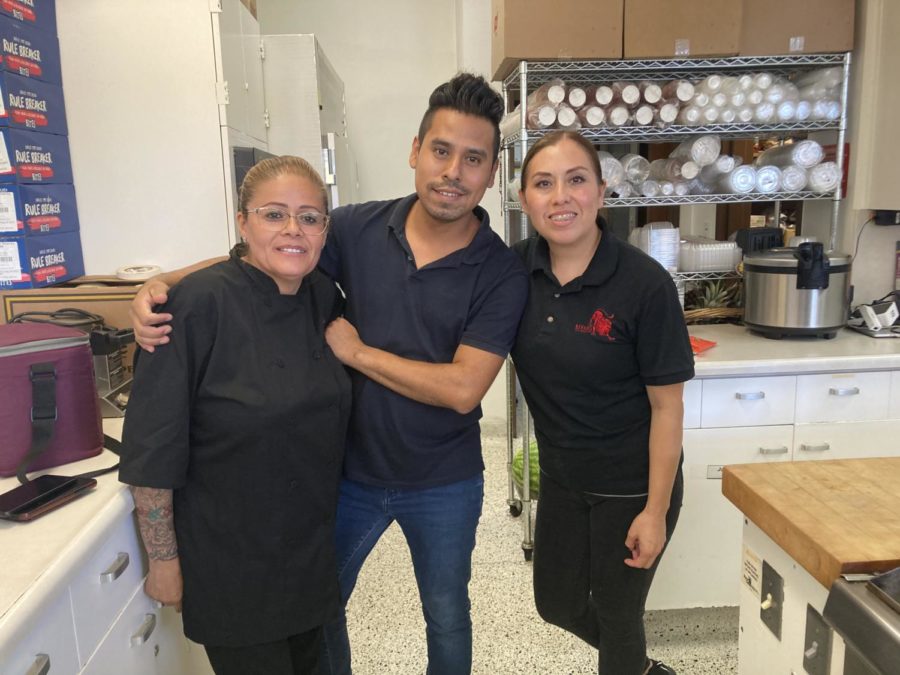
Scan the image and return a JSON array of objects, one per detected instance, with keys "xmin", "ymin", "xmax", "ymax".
[
  {"xmin": 511, "ymin": 222, "xmax": 694, "ymax": 495},
  {"xmin": 319, "ymin": 194, "xmax": 528, "ymax": 488}
]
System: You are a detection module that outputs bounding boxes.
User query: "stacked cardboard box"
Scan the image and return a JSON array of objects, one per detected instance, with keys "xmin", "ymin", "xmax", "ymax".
[
  {"xmin": 0, "ymin": 0, "xmax": 83, "ymax": 289},
  {"xmin": 491, "ymin": 0, "xmax": 856, "ymax": 81}
]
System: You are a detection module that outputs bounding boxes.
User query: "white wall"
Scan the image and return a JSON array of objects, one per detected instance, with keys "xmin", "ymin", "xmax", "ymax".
[
  {"xmin": 56, "ymin": 0, "xmax": 234, "ymax": 275},
  {"xmin": 258, "ymin": 0, "xmax": 458, "ymax": 203},
  {"xmin": 837, "ymin": 0, "xmax": 900, "ymax": 304}
]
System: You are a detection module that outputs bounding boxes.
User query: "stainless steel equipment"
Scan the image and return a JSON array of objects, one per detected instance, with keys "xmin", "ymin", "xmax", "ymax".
[
  {"xmin": 743, "ymin": 243, "xmax": 851, "ymax": 339},
  {"xmin": 824, "ymin": 568, "xmax": 900, "ymax": 675}
]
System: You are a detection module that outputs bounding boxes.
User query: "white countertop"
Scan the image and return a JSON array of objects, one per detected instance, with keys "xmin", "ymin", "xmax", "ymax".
[
  {"xmin": 0, "ymin": 419, "xmax": 127, "ymax": 625},
  {"xmin": 688, "ymin": 325, "xmax": 900, "ymax": 378}
]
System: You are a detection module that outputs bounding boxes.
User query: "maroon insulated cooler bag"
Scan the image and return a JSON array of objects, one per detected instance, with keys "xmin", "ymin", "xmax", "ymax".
[{"xmin": 0, "ymin": 322, "xmax": 104, "ymax": 478}]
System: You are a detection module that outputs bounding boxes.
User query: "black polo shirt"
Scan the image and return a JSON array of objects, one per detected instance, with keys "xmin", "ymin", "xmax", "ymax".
[
  {"xmin": 120, "ymin": 252, "xmax": 352, "ymax": 647},
  {"xmin": 318, "ymin": 194, "xmax": 528, "ymax": 488},
  {"xmin": 511, "ymin": 222, "xmax": 694, "ymax": 495}
]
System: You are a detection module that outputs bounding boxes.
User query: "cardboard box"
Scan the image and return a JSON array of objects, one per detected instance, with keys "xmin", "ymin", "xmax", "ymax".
[
  {"xmin": 0, "ymin": 0, "xmax": 57, "ymax": 36},
  {"xmin": 0, "ymin": 182, "xmax": 78, "ymax": 235},
  {"xmin": 0, "ymin": 15, "xmax": 61, "ymax": 83},
  {"xmin": 491, "ymin": 0, "xmax": 623, "ymax": 82},
  {"xmin": 624, "ymin": 0, "xmax": 742, "ymax": 59},
  {"xmin": 0, "ymin": 127, "xmax": 72, "ymax": 183},
  {"xmin": 0, "ymin": 70, "xmax": 66, "ymax": 134},
  {"xmin": 0, "ymin": 228, "xmax": 83, "ymax": 288},
  {"xmin": 740, "ymin": 0, "xmax": 854, "ymax": 55},
  {"xmin": 0, "ymin": 277, "xmax": 140, "ymax": 329}
]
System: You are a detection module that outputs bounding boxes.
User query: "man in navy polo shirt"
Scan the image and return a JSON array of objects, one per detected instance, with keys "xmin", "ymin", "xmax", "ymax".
[
  {"xmin": 130, "ymin": 73, "xmax": 527, "ymax": 675},
  {"xmin": 316, "ymin": 74, "xmax": 527, "ymax": 675}
]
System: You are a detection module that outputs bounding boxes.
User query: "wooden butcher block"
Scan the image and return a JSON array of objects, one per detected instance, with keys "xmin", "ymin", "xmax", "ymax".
[{"xmin": 722, "ymin": 457, "xmax": 900, "ymax": 589}]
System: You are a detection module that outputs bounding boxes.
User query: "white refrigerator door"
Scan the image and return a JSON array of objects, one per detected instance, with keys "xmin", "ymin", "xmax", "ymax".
[{"xmin": 323, "ymin": 132, "xmax": 358, "ymax": 208}]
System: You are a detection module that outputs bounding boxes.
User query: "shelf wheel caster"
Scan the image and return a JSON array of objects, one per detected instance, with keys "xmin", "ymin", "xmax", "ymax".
[
  {"xmin": 509, "ymin": 500, "xmax": 522, "ymax": 517},
  {"xmin": 523, "ymin": 546, "xmax": 533, "ymax": 562}
]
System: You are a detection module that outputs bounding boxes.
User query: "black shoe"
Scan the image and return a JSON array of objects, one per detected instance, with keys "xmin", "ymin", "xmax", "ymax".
[{"xmin": 646, "ymin": 659, "xmax": 677, "ymax": 675}]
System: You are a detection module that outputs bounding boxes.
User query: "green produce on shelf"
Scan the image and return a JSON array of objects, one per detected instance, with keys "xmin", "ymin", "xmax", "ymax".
[{"xmin": 512, "ymin": 440, "xmax": 540, "ymax": 498}]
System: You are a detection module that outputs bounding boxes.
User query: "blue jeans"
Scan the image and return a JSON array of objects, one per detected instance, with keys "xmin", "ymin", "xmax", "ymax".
[{"xmin": 318, "ymin": 475, "xmax": 484, "ymax": 675}]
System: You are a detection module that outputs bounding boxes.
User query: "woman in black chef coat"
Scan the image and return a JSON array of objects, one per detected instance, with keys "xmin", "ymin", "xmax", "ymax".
[
  {"xmin": 512, "ymin": 131, "xmax": 694, "ymax": 675},
  {"xmin": 120, "ymin": 156, "xmax": 351, "ymax": 675}
]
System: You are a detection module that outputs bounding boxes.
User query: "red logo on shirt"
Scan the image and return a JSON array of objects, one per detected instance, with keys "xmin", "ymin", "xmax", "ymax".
[{"xmin": 575, "ymin": 309, "xmax": 616, "ymax": 340}]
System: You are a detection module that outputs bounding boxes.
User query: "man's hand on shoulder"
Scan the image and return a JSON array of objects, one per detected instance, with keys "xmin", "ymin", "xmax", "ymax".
[
  {"xmin": 128, "ymin": 256, "xmax": 227, "ymax": 352},
  {"xmin": 325, "ymin": 317, "xmax": 365, "ymax": 366},
  {"xmin": 130, "ymin": 280, "xmax": 173, "ymax": 353}
]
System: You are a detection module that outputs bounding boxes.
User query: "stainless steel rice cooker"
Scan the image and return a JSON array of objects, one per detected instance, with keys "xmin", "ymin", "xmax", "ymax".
[{"xmin": 743, "ymin": 243, "xmax": 851, "ymax": 339}]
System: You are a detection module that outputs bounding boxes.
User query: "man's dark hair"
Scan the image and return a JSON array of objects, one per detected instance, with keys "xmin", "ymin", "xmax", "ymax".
[{"xmin": 417, "ymin": 72, "xmax": 504, "ymax": 160}]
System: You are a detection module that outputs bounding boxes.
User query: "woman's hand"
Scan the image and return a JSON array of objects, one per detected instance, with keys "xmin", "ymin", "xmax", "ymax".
[
  {"xmin": 145, "ymin": 556, "xmax": 184, "ymax": 612},
  {"xmin": 624, "ymin": 509, "xmax": 667, "ymax": 569},
  {"xmin": 129, "ymin": 280, "xmax": 173, "ymax": 352}
]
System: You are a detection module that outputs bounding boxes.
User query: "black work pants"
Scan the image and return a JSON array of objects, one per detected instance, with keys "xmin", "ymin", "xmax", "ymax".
[
  {"xmin": 532, "ymin": 470, "xmax": 683, "ymax": 675},
  {"xmin": 205, "ymin": 626, "xmax": 323, "ymax": 675}
]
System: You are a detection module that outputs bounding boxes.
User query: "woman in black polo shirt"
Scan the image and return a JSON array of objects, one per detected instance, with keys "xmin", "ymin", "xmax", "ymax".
[
  {"xmin": 512, "ymin": 131, "xmax": 694, "ymax": 675},
  {"xmin": 120, "ymin": 156, "xmax": 351, "ymax": 675}
]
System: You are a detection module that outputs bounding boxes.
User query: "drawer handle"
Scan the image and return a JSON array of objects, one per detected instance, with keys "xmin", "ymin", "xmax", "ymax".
[
  {"xmin": 800, "ymin": 443, "xmax": 831, "ymax": 452},
  {"xmin": 25, "ymin": 654, "xmax": 50, "ymax": 675},
  {"xmin": 735, "ymin": 391, "xmax": 765, "ymax": 400},
  {"xmin": 130, "ymin": 613, "xmax": 157, "ymax": 646},
  {"xmin": 100, "ymin": 552, "xmax": 130, "ymax": 584},
  {"xmin": 829, "ymin": 386, "xmax": 860, "ymax": 397},
  {"xmin": 758, "ymin": 446, "xmax": 789, "ymax": 455}
]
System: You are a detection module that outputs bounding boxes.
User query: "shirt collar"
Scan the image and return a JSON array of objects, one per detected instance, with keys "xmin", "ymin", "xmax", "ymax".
[
  {"xmin": 527, "ymin": 217, "xmax": 619, "ymax": 289},
  {"xmin": 229, "ymin": 247, "xmax": 313, "ymax": 299},
  {"xmin": 387, "ymin": 194, "xmax": 495, "ymax": 267}
]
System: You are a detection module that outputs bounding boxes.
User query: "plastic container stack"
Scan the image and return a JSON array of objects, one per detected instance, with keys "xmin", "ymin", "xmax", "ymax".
[
  {"xmin": 498, "ymin": 66, "xmax": 845, "ymax": 134},
  {"xmin": 594, "ymin": 138, "xmax": 838, "ymax": 198},
  {"xmin": 678, "ymin": 237, "xmax": 742, "ymax": 272},
  {"xmin": 628, "ymin": 221, "xmax": 680, "ymax": 272}
]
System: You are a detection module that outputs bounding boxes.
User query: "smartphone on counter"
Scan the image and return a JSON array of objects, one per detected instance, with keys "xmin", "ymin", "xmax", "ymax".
[{"xmin": 0, "ymin": 474, "xmax": 97, "ymax": 522}]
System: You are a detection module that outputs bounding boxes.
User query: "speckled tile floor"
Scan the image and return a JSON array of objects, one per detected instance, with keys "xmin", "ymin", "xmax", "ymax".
[{"xmin": 344, "ymin": 434, "xmax": 739, "ymax": 675}]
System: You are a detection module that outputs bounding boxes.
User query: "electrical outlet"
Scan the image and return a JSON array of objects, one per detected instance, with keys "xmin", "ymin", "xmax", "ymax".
[{"xmin": 874, "ymin": 210, "xmax": 900, "ymax": 225}]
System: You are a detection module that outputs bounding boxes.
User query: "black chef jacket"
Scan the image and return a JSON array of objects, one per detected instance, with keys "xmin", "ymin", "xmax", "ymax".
[{"xmin": 120, "ymin": 252, "xmax": 352, "ymax": 647}]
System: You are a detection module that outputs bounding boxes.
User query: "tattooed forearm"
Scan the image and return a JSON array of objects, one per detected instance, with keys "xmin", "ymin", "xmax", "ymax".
[{"xmin": 131, "ymin": 486, "xmax": 179, "ymax": 561}]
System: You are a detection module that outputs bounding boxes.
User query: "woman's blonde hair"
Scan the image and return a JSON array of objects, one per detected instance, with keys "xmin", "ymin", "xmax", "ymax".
[{"xmin": 238, "ymin": 155, "xmax": 328, "ymax": 214}]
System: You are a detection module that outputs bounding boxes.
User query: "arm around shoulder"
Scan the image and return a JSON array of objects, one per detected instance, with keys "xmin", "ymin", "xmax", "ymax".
[{"xmin": 130, "ymin": 256, "xmax": 226, "ymax": 351}]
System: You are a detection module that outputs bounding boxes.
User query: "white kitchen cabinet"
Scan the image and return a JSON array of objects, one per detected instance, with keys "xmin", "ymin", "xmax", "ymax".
[
  {"xmin": 80, "ymin": 582, "xmax": 161, "ymax": 675},
  {"xmin": 642, "ymin": 325, "xmax": 900, "ymax": 610},
  {"xmin": 0, "ymin": 588, "xmax": 80, "ymax": 675},
  {"xmin": 795, "ymin": 371, "xmax": 891, "ymax": 423},
  {"xmin": 700, "ymin": 375, "xmax": 797, "ymax": 428},
  {"xmin": 69, "ymin": 512, "xmax": 149, "ymax": 666},
  {"xmin": 793, "ymin": 419, "xmax": 900, "ymax": 461},
  {"xmin": 682, "ymin": 378, "xmax": 702, "ymax": 429},
  {"xmin": 0, "ymin": 435, "xmax": 214, "ymax": 675},
  {"xmin": 649, "ymin": 425, "xmax": 794, "ymax": 609},
  {"xmin": 889, "ymin": 370, "xmax": 900, "ymax": 419}
]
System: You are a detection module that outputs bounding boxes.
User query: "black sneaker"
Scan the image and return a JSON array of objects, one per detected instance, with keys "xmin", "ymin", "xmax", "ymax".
[{"xmin": 646, "ymin": 659, "xmax": 677, "ymax": 675}]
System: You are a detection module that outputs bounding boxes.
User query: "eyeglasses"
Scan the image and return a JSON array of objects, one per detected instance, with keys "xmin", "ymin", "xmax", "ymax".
[{"xmin": 249, "ymin": 207, "xmax": 330, "ymax": 235}]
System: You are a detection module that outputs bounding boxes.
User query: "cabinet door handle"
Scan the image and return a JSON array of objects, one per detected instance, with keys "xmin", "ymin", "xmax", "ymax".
[
  {"xmin": 99, "ymin": 552, "xmax": 130, "ymax": 584},
  {"xmin": 758, "ymin": 446, "xmax": 789, "ymax": 455},
  {"xmin": 25, "ymin": 654, "xmax": 50, "ymax": 675},
  {"xmin": 130, "ymin": 613, "xmax": 157, "ymax": 647},
  {"xmin": 799, "ymin": 443, "xmax": 831, "ymax": 452},
  {"xmin": 735, "ymin": 391, "xmax": 765, "ymax": 400},
  {"xmin": 829, "ymin": 386, "xmax": 860, "ymax": 396}
]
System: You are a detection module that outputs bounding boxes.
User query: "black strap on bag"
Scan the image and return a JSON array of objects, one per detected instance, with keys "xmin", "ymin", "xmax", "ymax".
[{"xmin": 16, "ymin": 362, "xmax": 120, "ymax": 485}]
